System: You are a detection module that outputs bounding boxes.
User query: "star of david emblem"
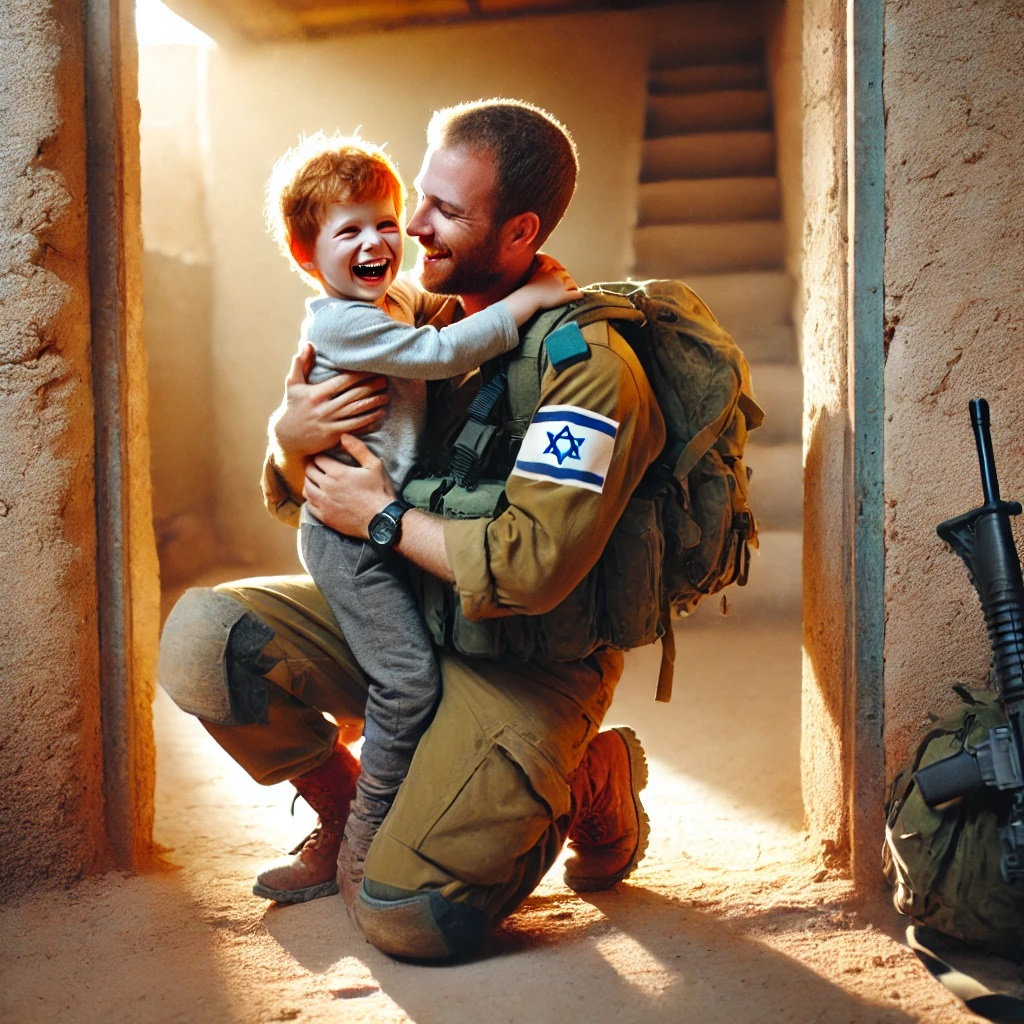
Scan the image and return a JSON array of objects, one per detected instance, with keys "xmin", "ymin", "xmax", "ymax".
[{"xmin": 543, "ymin": 425, "xmax": 585, "ymax": 465}]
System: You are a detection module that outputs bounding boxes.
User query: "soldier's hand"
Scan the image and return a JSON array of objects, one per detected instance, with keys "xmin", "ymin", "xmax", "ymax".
[
  {"xmin": 302, "ymin": 435, "xmax": 396, "ymax": 539},
  {"xmin": 270, "ymin": 343, "xmax": 389, "ymax": 459}
]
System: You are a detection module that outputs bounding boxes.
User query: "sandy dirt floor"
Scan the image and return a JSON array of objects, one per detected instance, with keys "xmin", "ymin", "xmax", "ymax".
[{"xmin": 0, "ymin": 616, "xmax": 1013, "ymax": 1023}]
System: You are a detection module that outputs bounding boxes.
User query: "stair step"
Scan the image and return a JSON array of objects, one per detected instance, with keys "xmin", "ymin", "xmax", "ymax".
[
  {"xmin": 679, "ymin": 268, "xmax": 790, "ymax": 327},
  {"xmin": 633, "ymin": 221, "xmax": 784, "ymax": 277},
  {"xmin": 726, "ymin": 322, "xmax": 798, "ymax": 366},
  {"xmin": 641, "ymin": 131, "xmax": 775, "ymax": 182},
  {"xmin": 646, "ymin": 90, "xmax": 771, "ymax": 137},
  {"xmin": 648, "ymin": 63, "xmax": 765, "ymax": 95},
  {"xmin": 746, "ymin": 442, "xmax": 803, "ymax": 531},
  {"xmin": 678, "ymin": 270, "xmax": 797, "ymax": 364},
  {"xmin": 637, "ymin": 177, "xmax": 780, "ymax": 226},
  {"xmin": 746, "ymin": 363, "xmax": 802, "ymax": 445}
]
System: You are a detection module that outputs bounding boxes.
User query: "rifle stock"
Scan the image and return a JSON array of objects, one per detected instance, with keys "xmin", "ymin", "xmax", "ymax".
[{"xmin": 913, "ymin": 398, "xmax": 1024, "ymax": 886}]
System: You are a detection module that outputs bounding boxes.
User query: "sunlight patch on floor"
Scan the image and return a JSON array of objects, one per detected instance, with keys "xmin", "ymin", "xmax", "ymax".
[
  {"xmin": 594, "ymin": 931, "xmax": 678, "ymax": 997},
  {"xmin": 645, "ymin": 758, "xmax": 805, "ymax": 874}
]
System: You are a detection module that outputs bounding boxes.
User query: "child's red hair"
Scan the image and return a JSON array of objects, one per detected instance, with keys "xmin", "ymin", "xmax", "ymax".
[{"xmin": 266, "ymin": 132, "xmax": 404, "ymax": 282}]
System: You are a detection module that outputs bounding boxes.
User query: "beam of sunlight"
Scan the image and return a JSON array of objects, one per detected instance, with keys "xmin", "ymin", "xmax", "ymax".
[
  {"xmin": 594, "ymin": 932, "xmax": 678, "ymax": 998},
  {"xmin": 136, "ymin": 0, "xmax": 215, "ymax": 47},
  {"xmin": 154, "ymin": 689, "xmax": 318, "ymax": 867},
  {"xmin": 641, "ymin": 756, "xmax": 807, "ymax": 883}
]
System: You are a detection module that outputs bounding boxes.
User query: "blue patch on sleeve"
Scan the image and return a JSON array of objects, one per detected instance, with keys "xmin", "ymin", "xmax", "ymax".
[{"xmin": 545, "ymin": 322, "xmax": 591, "ymax": 373}]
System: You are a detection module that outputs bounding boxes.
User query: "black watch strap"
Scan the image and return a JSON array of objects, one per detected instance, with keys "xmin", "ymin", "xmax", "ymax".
[{"xmin": 381, "ymin": 498, "xmax": 412, "ymax": 523}]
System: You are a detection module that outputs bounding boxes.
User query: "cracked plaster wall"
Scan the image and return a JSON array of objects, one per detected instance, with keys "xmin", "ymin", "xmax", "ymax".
[
  {"xmin": 883, "ymin": 1, "xmax": 1024, "ymax": 776},
  {"xmin": 1, "ymin": 0, "xmax": 159, "ymax": 899},
  {"xmin": 0, "ymin": 0, "xmax": 107, "ymax": 893}
]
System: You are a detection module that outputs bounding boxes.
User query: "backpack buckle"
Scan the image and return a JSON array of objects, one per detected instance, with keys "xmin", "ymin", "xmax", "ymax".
[
  {"xmin": 447, "ymin": 370, "xmax": 508, "ymax": 491},
  {"xmin": 449, "ymin": 421, "xmax": 497, "ymax": 492}
]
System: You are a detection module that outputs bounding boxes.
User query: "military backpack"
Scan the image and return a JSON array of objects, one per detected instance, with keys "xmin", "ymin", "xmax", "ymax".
[{"xmin": 406, "ymin": 279, "xmax": 764, "ymax": 700}]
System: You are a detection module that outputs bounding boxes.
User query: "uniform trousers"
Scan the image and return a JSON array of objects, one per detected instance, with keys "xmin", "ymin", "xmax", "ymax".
[{"xmin": 197, "ymin": 574, "xmax": 623, "ymax": 925}]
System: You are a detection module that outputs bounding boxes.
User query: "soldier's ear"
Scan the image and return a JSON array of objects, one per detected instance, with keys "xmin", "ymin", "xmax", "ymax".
[{"xmin": 501, "ymin": 211, "xmax": 541, "ymax": 254}]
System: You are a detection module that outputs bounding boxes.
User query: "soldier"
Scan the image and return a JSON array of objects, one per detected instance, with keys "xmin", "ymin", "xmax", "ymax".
[{"xmin": 159, "ymin": 98, "xmax": 666, "ymax": 960}]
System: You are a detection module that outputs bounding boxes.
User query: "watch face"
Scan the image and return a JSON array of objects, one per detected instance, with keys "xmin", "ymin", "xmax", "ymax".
[{"xmin": 369, "ymin": 512, "xmax": 396, "ymax": 547}]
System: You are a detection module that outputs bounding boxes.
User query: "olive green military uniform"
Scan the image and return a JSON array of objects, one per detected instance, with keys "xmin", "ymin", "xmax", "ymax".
[{"xmin": 180, "ymin": 314, "xmax": 665, "ymax": 934}]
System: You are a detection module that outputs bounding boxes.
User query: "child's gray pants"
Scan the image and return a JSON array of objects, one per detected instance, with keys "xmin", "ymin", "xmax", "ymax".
[{"xmin": 300, "ymin": 520, "xmax": 441, "ymax": 794}]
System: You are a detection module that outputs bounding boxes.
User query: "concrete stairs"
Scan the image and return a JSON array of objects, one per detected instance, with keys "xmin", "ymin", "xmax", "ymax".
[{"xmin": 632, "ymin": 45, "xmax": 803, "ymax": 624}]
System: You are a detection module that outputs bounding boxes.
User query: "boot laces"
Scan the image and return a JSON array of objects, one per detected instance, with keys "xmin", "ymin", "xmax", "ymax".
[
  {"xmin": 571, "ymin": 812, "xmax": 611, "ymax": 848},
  {"xmin": 287, "ymin": 819, "xmax": 344, "ymax": 856}
]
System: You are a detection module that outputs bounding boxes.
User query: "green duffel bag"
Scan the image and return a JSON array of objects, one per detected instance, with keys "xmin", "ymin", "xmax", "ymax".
[{"xmin": 883, "ymin": 686, "xmax": 1024, "ymax": 961}]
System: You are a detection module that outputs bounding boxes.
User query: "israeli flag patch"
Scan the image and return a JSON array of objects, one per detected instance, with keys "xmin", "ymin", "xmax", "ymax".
[{"xmin": 512, "ymin": 404, "xmax": 619, "ymax": 493}]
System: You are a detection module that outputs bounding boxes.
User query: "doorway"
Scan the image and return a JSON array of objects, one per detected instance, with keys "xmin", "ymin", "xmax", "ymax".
[{"xmin": 135, "ymin": 0, "xmax": 873, "ymax": 889}]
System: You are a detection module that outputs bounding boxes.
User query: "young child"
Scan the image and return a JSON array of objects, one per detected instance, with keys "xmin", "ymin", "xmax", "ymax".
[{"xmin": 264, "ymin": 132, "xmax": 581, "ymax": 896}]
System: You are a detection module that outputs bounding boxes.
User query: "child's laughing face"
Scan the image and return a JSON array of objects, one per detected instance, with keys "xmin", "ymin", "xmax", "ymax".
[{"xmin": 306, "ymin": 196, "xmax": 403, "ymax": 304}]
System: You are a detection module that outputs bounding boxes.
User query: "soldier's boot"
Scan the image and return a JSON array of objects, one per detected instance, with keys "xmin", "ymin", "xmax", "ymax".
[
  {"xmin": 563, "ymin": 726, "xmax": 651, "ymax": 893},
  {"xmin": 252, "ymin": 739, "xmax": 360, "ymax": 904},
  {"xmin": 337, "ymin": 773, "xmax": 394, "ymax": 913}
]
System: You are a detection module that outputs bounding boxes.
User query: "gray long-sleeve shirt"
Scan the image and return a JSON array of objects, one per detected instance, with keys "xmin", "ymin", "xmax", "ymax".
[{"xmin": 299, "ymin": 282, "xmax": 518, "ymax": 526}]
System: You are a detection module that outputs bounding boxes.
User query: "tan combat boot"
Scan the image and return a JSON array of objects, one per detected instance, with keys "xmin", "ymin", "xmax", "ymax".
[
  {"xmin": 563, "ymin": 726, "xmax": 651, "ymax": 893},
  {"xmin": 252, "ymin": 740, "xmax": 360, "ymax": 904}
]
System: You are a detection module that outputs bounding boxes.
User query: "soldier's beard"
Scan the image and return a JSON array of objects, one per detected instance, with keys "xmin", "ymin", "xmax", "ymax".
[{"xmin": 417, "ymin": 228, "xmax": 504, "ymax": 297}]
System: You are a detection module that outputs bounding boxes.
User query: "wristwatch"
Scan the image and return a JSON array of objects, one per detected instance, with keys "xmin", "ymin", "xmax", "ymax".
[{"xmin": 368, "ymin": 498, "xmax": 412, "ymax": 551}]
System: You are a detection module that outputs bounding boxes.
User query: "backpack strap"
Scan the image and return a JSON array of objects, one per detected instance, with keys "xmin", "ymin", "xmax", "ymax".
[
  {"xmin": 670, "ymin": 385, "xmax": 764, "ymax": 482},
  {"xmin": 505, "ymin": 313, "xmax": 550, "ymax": 431},
  {"xmin": 906, "ymin": 926, "xmax": 1024, "ymax": 1022},
  {"xmin": 449, "ymin": 370, "xmax": 509, "ymax": 491},
  {"xmin": 506, "ymin": 296, "xmax": 647, "ymax": 431},
  {"xmin": 671, "ymin": 395, "xmax": 741, "ymax": 480},
  {"xmin": 446, "ymin": 298, "xmax": 635, "ymax": 487},
  {"xmin": 655, "ymin": 600, "xmax": 676, "ymax": 702},
  {"xmin": 739, "ymin": 390, "xmax": 766, "ymax": 430}
]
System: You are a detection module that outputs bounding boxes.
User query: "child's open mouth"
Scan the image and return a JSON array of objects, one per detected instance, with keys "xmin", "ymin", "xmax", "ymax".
[{"xmin": 353, "ymin": 259, "xmax": 390, "ymax": 282}]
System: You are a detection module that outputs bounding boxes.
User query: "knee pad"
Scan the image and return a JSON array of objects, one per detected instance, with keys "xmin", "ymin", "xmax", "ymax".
[
  {"xmin": 158, "ymin": 587, "xmax": 273, "ymax": 726},
  {"xmin": 354, "ymin": 883, "xmax": 486, "ymax": 961}
]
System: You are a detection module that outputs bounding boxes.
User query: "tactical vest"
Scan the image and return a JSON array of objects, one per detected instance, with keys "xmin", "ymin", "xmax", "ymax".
[{"xmin": 403, "ymin": 317, "xmax": 665, "ymax": 668}]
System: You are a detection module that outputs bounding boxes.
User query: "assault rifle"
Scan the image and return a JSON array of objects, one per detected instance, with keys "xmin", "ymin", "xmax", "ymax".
[{"xmin": 913, "ymin": 398, "xmax": 1024, "ymax": 887}]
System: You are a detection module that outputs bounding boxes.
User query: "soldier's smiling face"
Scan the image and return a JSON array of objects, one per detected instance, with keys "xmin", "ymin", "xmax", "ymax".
[{"xmin": 405, "ymin": 144, "xmax": 507, "ymax": 299}]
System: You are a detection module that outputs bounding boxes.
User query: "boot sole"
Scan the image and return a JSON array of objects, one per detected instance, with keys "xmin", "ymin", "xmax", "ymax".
[
  {"xmin": 564, "ymin": 726, "xmax": 651, "ymax": 893},
  {"xmin": 252, "ymin": 878, "xmax": 339, "ymax": 904}
]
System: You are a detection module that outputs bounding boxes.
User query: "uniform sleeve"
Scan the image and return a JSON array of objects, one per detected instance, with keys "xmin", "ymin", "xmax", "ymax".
[
  {"xmin": 306, "ymin": 297, "xmax": 517, "ymax": 380},
  {"xmin": 261, "ymin": 453, "xmax": 302, "ymax": 527},
  {"xmin": 443, "ymin": 323, "xmax": 667, "ymax": 619}
]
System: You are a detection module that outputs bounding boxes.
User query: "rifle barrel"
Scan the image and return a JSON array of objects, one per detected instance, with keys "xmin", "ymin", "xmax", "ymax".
[{"xmin": 971, "ymin": 397, "xmax": 1002, "ymax": 506}]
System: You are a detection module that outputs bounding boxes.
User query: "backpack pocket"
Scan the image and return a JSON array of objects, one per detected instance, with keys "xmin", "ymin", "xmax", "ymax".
[
  {"xmin": 518, "ymin": 567, "xmax": 601, "ymax": 662},
  {"xmin": 669, "ymin": 449, "xmax": 755, "ymax": 614},
  {"xmin": 598, "ymin": 493, "xmax": 666, "ymax": 649},
  {"xmin": 451, "ymin": 601, "xmax": 506, "ymax": 659}
]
